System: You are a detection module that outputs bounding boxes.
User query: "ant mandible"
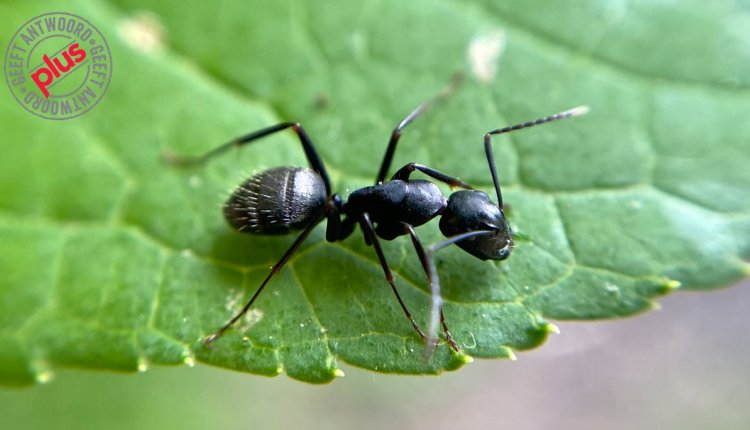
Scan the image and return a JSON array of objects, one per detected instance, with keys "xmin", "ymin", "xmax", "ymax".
[{"xmin": 165, "ymin": 75, "xmax": 588, "ymax": 357}]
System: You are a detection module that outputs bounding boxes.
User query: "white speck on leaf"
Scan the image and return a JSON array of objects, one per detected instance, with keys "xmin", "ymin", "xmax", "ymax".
[
  {"xmin": 463, "ymin": 331, "xmax": 478, "ymax": 349},
  {"xmin": 189, "ymin": 175, "xmax": 202, "ymax": 188},
  {"xmin": 605, "ymin": 282, "xmax": 621, "ymax": 296},
  {"xmin": 237, "ymin": 308, "xmax": 264, "ymax": 332},
  {"xmin": 33, "ymin": 360, "xmax": 54, "ymax": 384},
  {"xmin": 183, "ymin": 353, "xmax": 195, "ymax": 367},
  {"xmin": 35, "ymin": 370, "xmax": 54, "ymax": 384},
  {"xmin": 225, "ymin": 289, "xmax": 244, "ymax": 312},
  {"xmin": 118, "ymin": 11, "xmax": 166, "ymax": 53},
  {"xmin": 628, "ymin": 199, "xmax": 643, "ymax": 209},
  {"xmin": 349, "ymin": 31, "xmax": 367, "ymax": 58},
  {"xmin": 468, "ymin": 30, "xmax": 506, "ymax": 83},
  {"xmin": 137, "ymin": 357, "xmax": 149, "ymax": 372}
]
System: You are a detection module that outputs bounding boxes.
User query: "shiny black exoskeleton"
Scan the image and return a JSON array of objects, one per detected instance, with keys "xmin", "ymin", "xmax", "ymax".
[
  {"xmin": 224, "ymin": 166, "xmax": 327, "ymax": 234},
  {"xmin": 166, "ymin": 76, "xmax": 587, "ymax": 355},
  {"xmin": 440, "ymin": 190, "xmax": 512, "ymax": 261},
  {"xmin": 347, "ymin": 179, "xmax": 447, "ymax": 240}
]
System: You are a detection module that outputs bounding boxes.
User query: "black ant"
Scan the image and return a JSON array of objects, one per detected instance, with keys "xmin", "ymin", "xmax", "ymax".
[{"xmin": 165, "ymin": 76, "xmax": 587, "ymax": 357}]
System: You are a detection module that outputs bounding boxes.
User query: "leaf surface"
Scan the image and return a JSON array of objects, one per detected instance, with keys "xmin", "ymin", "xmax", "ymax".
[{"xmin": 1, "ymin": 0, "xmax": 748, "ymax": 385}]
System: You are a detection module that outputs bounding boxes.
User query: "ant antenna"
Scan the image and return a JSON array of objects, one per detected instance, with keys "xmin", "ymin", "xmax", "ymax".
[{"xmin": 484, "ymin": 105, "xmax": 589, "ymax": 208}]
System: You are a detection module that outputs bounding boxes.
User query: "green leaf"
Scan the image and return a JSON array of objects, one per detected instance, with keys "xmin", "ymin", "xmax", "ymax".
[{"xmin": 1, "ymin": 0, "xmax": 748, "ymax": 385}]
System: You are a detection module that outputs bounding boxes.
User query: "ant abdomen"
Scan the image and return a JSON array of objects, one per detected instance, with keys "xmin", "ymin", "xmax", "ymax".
[{"xmin": 224, "ymin": 166, "xmax": 327, "ymax": 235}]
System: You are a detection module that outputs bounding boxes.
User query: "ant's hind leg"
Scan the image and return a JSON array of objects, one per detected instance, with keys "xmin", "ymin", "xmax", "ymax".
[
  {"xmin": 164, "ymin": 122, "xmax": 332, "ymax": 195},
  {"xmin": 204, "ymin": 211, "xmax": 324, "ymax": 346}
]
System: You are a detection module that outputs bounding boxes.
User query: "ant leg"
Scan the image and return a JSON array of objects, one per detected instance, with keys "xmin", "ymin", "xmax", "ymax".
[
  {"xmin": 401, "ymin": 224, "xmax": 460, "ymax": 353},
  {"xmin": 484, "ymin": 106, "xmax": 589, "ymax": 208},
  {"xmin": 360, "ymin": 213, "xmax": 427, "ymax": 341},
  {"xmin": 375, "ymin": 73, "xmax": 464, "ymax": 184},
  {"xmin": 408, "ymin": 228, "xmax": 496, "ymax": 357},
  {"xmin": 204, "ymin": 210, "xmax": 325, "ymax": 346},
  {"xmin": 164, "ymin": 122, "xmax": 332, "ymax": 195},
  {"xmin": 391, "ymin": 163, "xmax": 473, "ymax": 190}
]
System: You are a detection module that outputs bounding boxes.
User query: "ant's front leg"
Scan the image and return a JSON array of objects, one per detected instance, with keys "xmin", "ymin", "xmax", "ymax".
[
  {"xmin": 375, "ymin": 73, "xmax": 464, "ymax": 184},
  {"xmin": 405, "ymin": 225, "xmax": 496, "ymax": 358},
  {"xmin": 359, "ymin": 213, "xmax": 428, "ymax": 342},
  {"xmin": 391, "ymin": 163, "xmax": 473, "ymax": 190}
]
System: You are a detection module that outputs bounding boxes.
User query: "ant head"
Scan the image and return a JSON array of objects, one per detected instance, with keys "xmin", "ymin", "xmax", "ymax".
[
  {"xmin": 440, "ymin": 105, "xmax": 588, "ymax": 261},
  {"xmin": 439, "ymin": 190, "xmax": 513, "ymax": 261}
]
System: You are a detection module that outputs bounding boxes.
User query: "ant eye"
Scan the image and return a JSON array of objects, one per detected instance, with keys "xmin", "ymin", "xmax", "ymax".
[{"xmin": 496, "ymin": 244, "xmax": 512, "ymax": 261}]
